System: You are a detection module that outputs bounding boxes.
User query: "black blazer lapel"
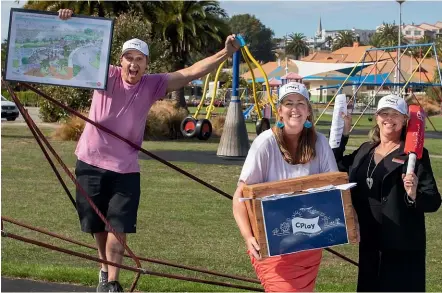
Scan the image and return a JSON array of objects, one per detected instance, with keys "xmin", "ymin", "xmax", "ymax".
[
  {"xmin": 349, "ymin": 142, "xmax": 378, "ymax": 182},
  {"xmin": 383, "ymin": 141, "xmax": 408, "ymax": 181}
]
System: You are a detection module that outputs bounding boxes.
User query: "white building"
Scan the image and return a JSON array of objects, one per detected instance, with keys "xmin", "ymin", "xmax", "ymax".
[
  {"xmin": 306, "ymin": 17, "xmax": 376, "ymax": 50},
  {"xmin": 377, "ymin": 21, "xmax": 442, "ymax": 44}
]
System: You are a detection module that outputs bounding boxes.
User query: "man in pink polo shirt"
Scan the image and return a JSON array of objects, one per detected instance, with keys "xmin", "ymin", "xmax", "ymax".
[{"xmin": 58, "ymin": 9, "xmax": 240, "ymax": 292}]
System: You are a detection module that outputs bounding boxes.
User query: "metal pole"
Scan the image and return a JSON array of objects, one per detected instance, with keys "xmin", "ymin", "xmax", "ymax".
[
  {"xmin": 397, "ymin": 0, "xmax": 405, "ymax": 95},
  {"xmin": 232, "ymin": 51, "xmax": 240, "ymax": 99},
  {"xmin": 285, "ymin": 33, "xmax": 289, "ymax": 75}
]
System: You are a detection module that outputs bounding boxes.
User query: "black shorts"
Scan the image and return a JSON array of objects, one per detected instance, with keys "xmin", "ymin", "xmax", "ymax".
[{"xmin": 75, "ymin": 160, "xmax": 140, "ymax": 233}]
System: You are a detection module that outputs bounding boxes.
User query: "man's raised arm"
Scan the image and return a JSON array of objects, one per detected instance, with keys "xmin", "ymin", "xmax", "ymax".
[{"xmin": 166, "ymin": 35, "xmax": 240, "ymax": 93}]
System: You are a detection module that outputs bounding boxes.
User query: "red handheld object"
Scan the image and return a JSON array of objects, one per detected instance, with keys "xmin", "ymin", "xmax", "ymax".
[{"xmin": 404, "ymin": 105, "xmax": 425, "ymax": 174}]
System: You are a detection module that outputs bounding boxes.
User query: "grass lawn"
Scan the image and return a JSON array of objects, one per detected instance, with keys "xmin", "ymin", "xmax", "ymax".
[
  {"xmin": 1, "ymin": 125, "xmax": 441, "ymax": 291},
  {"xmin": 189, "ymin": 106, "xmax": 442, "ymax": 132}
]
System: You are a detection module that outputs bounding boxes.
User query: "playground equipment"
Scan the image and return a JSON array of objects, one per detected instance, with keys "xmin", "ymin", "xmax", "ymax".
[
  {"xmin": 217, "ymin": 36, "xmax": 250, "ymax": 157},
  {"xmin": 180, "ymin": 74, "xmax": 210, "ymax": 139},
  {"xmin": 314, "ymin": 43, "xmax": 441, "ymax": 133},
  {"xmin": 180, "ymin": 61, "xmax": 226, "ymax": 140},
  {"xmin": 217, "ymin": 34, "xmax": 289, "ymax": 157},
  {"xmin": 181, "ymin": 34, "xmax": 282, "ymax": 140},
  {"xmin": 240, "ymin": 44, "xmax": 278, "ymax": 134}
]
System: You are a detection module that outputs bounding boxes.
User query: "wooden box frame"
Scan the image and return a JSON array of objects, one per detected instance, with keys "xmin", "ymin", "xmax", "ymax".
[{"xmin": 242, "ymin": 172, "xmax": 358, "ymax": 258}]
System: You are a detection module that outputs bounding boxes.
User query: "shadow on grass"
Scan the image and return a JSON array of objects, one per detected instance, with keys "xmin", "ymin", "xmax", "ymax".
[
  {"xmin": 139, "ymin": 149, "xmax": 246, "ymax": 166},
  {"xmin": 1, "ymin": 134, "xmax": 39, "ymax": 139}
]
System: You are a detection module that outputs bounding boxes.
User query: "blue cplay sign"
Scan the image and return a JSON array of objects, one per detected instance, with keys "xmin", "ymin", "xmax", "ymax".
[{"xmin": 261, "ymin": 189, "xmax": 348, "ymax": 257}]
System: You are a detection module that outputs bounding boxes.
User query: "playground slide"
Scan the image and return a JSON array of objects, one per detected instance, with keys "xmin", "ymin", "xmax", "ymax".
[{"xmin": 243, "ymin": 104, "xmax": 255, "ymax": 119}]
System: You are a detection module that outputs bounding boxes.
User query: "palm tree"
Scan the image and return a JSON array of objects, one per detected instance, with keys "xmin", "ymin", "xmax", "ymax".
[
  {"xmin": 376, "ymin": 22, "xmax": 408, "ymax": 47},
  {"xmin": 24, "ymin": 1, "xmax": 134, "ymax": 17},
  {"xmin": 147, "ymin": 1, "xmax": 229, "ymax": 107},
  {"xmin": 377, "ymin": 23, "xmax": 398, "ymax": 47},
  {"xmin": 408, "ymin": 36, "xmax": 435, "ymax": 58},
  {"xmin": 286, "ymin": 33, "xmax": 309, "ymax": 60},
  {"xmin": 325, "ymin": 36, "xmax": 333, "ymax": 50},
  {"xmin": 332, "ymin": 31, "xmax": 355, "ymax": 50},
  {"xmin": 369, "ymin": 32, "xmax": 383, "ymax": 48},
  {"xmin": 436, "ymin": 37, "xmax": 442, "ymax": 61}
]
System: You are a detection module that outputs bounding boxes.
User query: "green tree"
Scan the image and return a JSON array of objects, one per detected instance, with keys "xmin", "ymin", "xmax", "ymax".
[
  {"xmin": 37, "ymin": 85, "xmax": 93, "ymax": 122},
  {"xmin": 409, "ymin": 36, "xmax": 434, "ymax": 58},
  {"xmin": 149, "ymin": 1, "xmax": 229, "ymax": 108},
  {"xmin": 228, "ymin": 14, "xmax": 274, "ymax": 62},
  {"xmin": 436, "ymin": 37, "xmax": 442, "ymax": 61},
  {"xmin": 424, "ymin": 69, "xmax": 441, "ymax": 116},
  {"xmin": 272, "ymin": 37, "xmax": 286, "ymax": 60},
  {"xmin": 325, "ymin": 36, "xmax": 333, "ymax": 50},
  {"xmin": 1, "ymin": 39, "xmax": 7, "ymax": 71},
  {"xmin": 332, "ymin": 31, "xmax": 355, "ymax": 50},
  {"xmin": 369, "ymin": 32, "xmax": 383, "ymax": 48},
  {"xmin": 286, "ymin": 33, "xmax": 309, "ymax": 60},
  {"xmin": 110, "ymin": 11, "xmax": 170, "ymax": 74},
  {"xmin": 376, "ymin": 22, "xmax": 407, "ymax": 47},
  {"xmin": 24, "ymin": 1, "xmax": 135, "ymax": 17}
]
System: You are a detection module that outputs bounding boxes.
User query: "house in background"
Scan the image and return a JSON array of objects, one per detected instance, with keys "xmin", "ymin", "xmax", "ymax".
[
  {"xmin": 398, "ymin": 21, "xmax": 442, "ymax": 43},
  {"xmin": 241, "ymin": 42, "xmax": 442, "ymax": 103}
]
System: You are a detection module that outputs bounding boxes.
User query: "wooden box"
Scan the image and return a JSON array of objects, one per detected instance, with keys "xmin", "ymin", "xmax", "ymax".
[{"xmin": 242, "ymin": 172, "xmax": 358, "ymax": 258}]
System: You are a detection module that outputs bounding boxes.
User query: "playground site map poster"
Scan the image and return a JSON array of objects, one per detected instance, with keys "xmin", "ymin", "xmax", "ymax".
[
  {"xmin": 4, "ymin": 9, "xmax": 113, "ymax": 90},
  {"xmin": 261, "ymin": 189, "xmax": 349, "ymax": 257}
]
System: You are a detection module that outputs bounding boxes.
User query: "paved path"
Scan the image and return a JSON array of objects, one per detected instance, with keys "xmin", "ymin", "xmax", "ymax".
[{"xmin": 1, "ymin": 107, "xmax": 59, "ymax": 128}]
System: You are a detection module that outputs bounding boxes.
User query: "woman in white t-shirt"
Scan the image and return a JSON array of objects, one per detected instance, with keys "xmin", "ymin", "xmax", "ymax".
[{"xmin": 233, "ymin": 82, "xmax": 338, "ymax": 292}]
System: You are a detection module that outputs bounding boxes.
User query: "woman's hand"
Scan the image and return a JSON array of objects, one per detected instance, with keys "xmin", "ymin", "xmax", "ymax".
[
  {"xmin": 58, "ymin": 9, "xmax": 73, "ymax": 20},
  {"xmin": 341, "ymin": 112, "xmax": 352, "ymax": 136},
  {"xmin": 402, "ymin": 172, "xmax": 418, "ymax": 200},
  {"xmin": 246, "ymin": 236, "xmax": 261, "ymax": 260}
]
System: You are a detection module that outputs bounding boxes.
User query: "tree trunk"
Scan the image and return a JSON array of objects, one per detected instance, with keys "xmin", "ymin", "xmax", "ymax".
[
  {"xmin": 171, "ymin": 58, "xmax": 188, "ymax": 110},
  {"xmin": 171, "ymin": 88, "xmax": 187, "ymax": 109}
]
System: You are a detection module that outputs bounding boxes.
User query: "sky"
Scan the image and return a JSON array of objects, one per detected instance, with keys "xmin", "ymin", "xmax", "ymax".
[{"xmin": 1, "ymin": 0, "xmax": 442, "ymax": 41}]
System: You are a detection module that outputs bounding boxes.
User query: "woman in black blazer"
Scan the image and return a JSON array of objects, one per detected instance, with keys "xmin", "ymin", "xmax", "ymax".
[{"xmin": 333, "ymin": 94, "xmax": 441, "ymax": 292}]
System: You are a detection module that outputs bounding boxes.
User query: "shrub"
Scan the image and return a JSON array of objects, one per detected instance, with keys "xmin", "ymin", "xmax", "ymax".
[
  {"xmin": 1, "ymin": 90, "xmax": 42, "ymax": 106},
  {"xmin": 52, "ymin": 112, "xmax": 88, "ymax": 141},
  {"xmin": 211, "ymin": 115, "xmax": 226, "ymax": 137},
  {"xmin": 38, "ymin": 86, "xmax": 92, "ymax": 122},
  {"xmin": 406, "ymin": 94, "xmax": 441, "ymax": 116},
  {"xmin": 144, "ymin": 100, "xmax": 188, "ymax": 140},
  {"xmin": 52, "ymin": 100, "xmax": 190, "ymax": 141}
]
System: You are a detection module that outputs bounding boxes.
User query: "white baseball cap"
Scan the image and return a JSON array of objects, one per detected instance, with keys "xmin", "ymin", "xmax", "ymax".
[
  {"xmin": 376, "ymin": 94, "xmax": 408, "ymax": 116},
  {"xmin": 121, "ymin": 38, "xmax": 149, "ymax": 56},
  {"xmin": 278, "ymin": 82, "xmax": 310, "ymax": 103}
]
